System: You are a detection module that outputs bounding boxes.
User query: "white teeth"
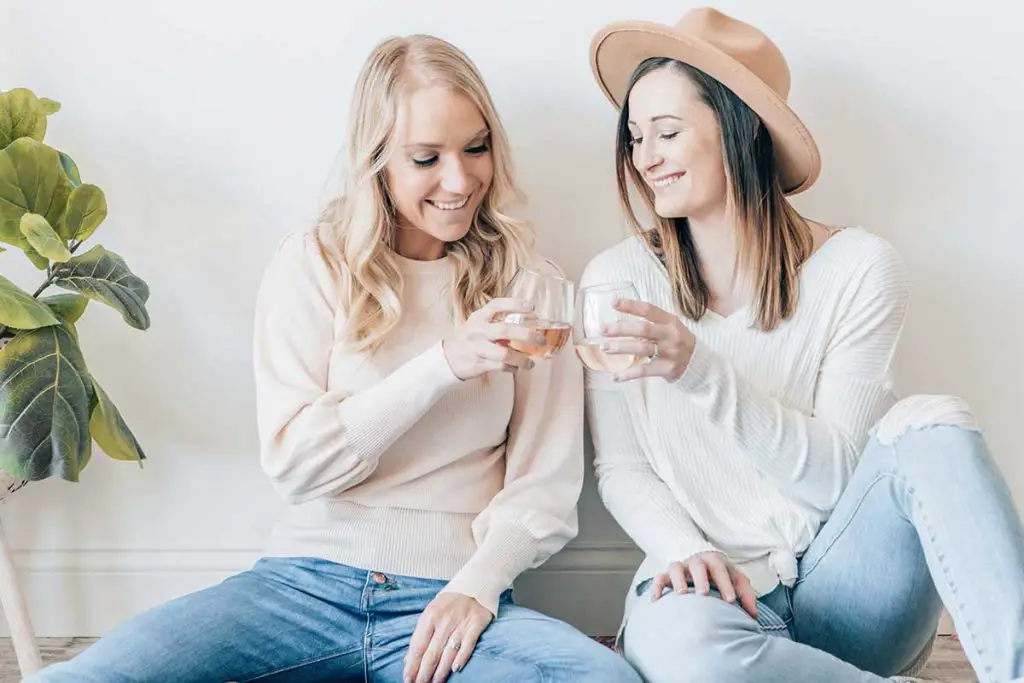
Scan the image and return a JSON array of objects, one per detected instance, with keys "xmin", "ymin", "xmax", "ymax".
[
  {"xmin": 652, "ymin": 174, "xmax": 684, "ymax": 188},
  {"xmin": 429, "ymin": 197, "xmax": 469, "ymax": 210}
]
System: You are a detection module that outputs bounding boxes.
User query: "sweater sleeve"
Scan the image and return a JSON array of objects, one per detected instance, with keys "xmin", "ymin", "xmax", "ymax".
[
  {"xmin": 673, "ymin": 239, "xmax": 910, "ymax": 512},
  {"xmin": 440, "ymin": 260, "xmax": 585, "ymax": 616},
  {"xmin": 586, "ymin": 370, "xmax": 717, "ymax": 567},
  {"xmin": 253, "ymin": 232, "xmax": 463, "ymax": 504},
  {"xmin": 578, "ymin": 250, "xmax": 716, "ymax": 568}
]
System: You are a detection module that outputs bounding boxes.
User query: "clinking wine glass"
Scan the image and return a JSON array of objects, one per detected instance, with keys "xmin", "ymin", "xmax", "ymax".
[
  {"xmin": 498, "ymin": 267, "xmax": 574, "ymax": 360},
  {"xmin": 573, "ymin": 282, "xmax": 641, "ymax": 373}
]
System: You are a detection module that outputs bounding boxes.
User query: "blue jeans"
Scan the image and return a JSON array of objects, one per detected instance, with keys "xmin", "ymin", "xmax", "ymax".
[
  {"xmin": 622, "ymin": 404, "xmax": 1024, "ymax": 683},
  {"xmin": 27, "ymin": 558, "xmax": 640, "ymax": 682}
]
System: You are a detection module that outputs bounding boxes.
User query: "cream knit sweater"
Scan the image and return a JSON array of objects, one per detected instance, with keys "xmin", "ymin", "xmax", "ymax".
[
  {"xmin": 253, "ymin": 231, "xmax": 584, "ymax": 616},
  {"xmin": 582, "ymin": 227, "xmax": 910, "ymax": 596}
]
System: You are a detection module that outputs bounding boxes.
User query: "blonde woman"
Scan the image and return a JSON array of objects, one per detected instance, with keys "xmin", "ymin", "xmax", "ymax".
[
  {"xmin": 29, "ymin": 35, "xmax": 640, "ymax": 683},
  {"xmin": 581, "ymin": 8, "xmax": 1024, "ymax": 683}
]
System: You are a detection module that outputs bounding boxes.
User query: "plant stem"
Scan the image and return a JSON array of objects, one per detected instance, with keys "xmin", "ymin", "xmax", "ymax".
[
  {"xmin": 30, "ymin": 240, "xmax": 82, "ymax": 298},
  {"xmin": 0, "ymin": 240, "xmax": 85, "ymax": 339}
]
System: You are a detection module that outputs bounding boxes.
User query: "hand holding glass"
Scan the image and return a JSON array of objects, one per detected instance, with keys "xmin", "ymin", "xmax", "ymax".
[
  {"xmin": 498, "ymin": 268, "xmax": 573, "ymax": 360},
  {"xmin": 573, "ymin": 282, "xmax": 641, "ymax": 373}
]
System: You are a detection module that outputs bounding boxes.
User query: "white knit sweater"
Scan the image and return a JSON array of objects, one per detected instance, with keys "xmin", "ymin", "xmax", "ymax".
[{"xmin": 581, "ymin": 227, "xmax": 910, "ymax": 596}]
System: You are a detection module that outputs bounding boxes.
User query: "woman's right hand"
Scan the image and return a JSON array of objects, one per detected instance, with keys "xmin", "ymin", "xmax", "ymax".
[
  {"xmin": 651, "ymin": 551, "xmax": 759, "ymax": 618},
  {"xmin": 442, "ymin": 298, "xmax": 543, "ymax": 381}
]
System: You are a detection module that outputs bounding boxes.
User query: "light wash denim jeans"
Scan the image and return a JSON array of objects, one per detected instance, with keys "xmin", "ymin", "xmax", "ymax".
[
  {"xmin": 26, "ymin": 557, "xmax": 640, "ymax": 682},
  {"xmin": 621, "ymin": 396, "xmax": 1024, "ymax": 683}
]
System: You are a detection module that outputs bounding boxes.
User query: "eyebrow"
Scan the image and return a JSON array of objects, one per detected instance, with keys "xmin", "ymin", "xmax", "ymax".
[
  {"xmin": 403, "ymin": 128, "xmax": 490, "ymax": 150},
  {"xmin": 627, "ymin": 114, "xmax": 683, "ymax": 125}
]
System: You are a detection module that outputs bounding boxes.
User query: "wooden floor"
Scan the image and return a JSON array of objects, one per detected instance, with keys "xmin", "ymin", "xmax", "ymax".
[{"xmin": 0, "ymin": 635, "xmax": 977, "ymax": 682}]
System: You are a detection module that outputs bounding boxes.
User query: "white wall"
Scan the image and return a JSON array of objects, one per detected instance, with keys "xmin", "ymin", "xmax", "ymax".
[{"xmin": 2, "ymin": 0, "xmax": 1022, "ymax": 637}]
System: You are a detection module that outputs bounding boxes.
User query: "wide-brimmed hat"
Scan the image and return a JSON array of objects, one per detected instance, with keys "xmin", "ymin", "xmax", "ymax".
[{"xmin": 590, "ymin": 7, "xmax": 820, "ymax": 194}]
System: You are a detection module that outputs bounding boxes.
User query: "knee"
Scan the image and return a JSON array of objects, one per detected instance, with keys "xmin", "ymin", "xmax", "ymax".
[
  {"xmin": 623, "ymin": 595, "xmax": 757, "ymax": 683},
  {"xmin": 874, "ymin": 394, "xmax": 979, "ymax": 446}
]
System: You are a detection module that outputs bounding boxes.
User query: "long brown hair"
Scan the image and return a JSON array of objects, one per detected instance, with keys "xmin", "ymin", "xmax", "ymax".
[
  {"xmin": 316, "ymin": 35, "xmax": 533, "ymax": 352},
  {"xmin": 615, "ymin": 57, "xmax": 812, "ymax": 331}
]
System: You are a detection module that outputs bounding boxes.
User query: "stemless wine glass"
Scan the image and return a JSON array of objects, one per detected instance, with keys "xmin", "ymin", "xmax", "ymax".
[
  {"xmin": 573, "ymin": 282, "xmax": 641, "ymax": 373},
  {"xmin": 499, "ymin": 267, "xmax": 574, "ymax": 360}
]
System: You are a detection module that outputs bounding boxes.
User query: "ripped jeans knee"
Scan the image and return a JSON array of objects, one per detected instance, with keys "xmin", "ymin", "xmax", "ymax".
[{"xmin": 873, "ymin": 394, "xmax": 980, "ymax": 446}]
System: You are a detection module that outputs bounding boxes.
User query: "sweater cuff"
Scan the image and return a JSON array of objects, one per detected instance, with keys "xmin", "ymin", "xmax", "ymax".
[
  {"xmin": 653, "ymin": 538, "xmax": 719, "ymax": 569},
  {"xmin": 673, "ymin": 338, "xmax": 716, "ymax": 394},
  {"xmin": 440, "ymin": 524, "xmax": 540, "ymax": 617},
  {"xmin": 419, "ymin": 340, "xmax": 464, "ymax": 394}
]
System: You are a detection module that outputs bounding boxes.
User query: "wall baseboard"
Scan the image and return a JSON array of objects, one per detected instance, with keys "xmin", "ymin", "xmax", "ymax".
[
  {"xmin": 2, "ymin": 544, "xmax": 955, "ymax": 638},
  {"xmin": 3, "ymin": 543, "xmax": 644, "ymax": 637}
]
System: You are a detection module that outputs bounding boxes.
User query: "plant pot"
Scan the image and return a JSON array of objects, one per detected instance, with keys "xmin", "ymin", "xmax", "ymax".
[{"xmin": 0, "ymin": 441, "xmax": 42, "ymax": 675}]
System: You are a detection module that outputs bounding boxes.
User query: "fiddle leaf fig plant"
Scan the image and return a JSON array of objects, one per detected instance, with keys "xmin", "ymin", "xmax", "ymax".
[{"xmin": 0, "ymin": 87, "xmax": 149, "ymax": 483}]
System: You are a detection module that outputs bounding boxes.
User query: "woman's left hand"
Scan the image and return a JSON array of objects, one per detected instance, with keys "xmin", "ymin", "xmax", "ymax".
[
  {"xmin": 602, "ymin": 299, "xmax": 696, "ymax": 382},
  {"xmin": 404, "ymin": 592, "xmax": 493, "ymax": 683}
]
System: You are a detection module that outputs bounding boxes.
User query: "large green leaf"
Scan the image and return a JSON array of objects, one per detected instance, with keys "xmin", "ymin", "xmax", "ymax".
[
  {"xmin": 20, "ymin": 212, "xmax": 71, "ymax": 262},
  {"xmin": 0, "ymin": 324, "xmax": 92, "ymax": 482},
  {"xmin": 0, "ymin": 273, "xmax": 59, "ymax": 329},
  {"xmin": 51, "ymin": 245, "xmax": 150, "ymax": 330},
  {"xmin": 59, "ymin": 184, "xmax": 106, "ymax": 242},
  {"xmin": 0, "ymin": 88, "xmax": 61, "ymax": 149},
  {"xmin": 58, "ymin": 152, "xmax": 81, "ymax": 187},
  {"xmin": 89, "ymin": 378, "xmax": 145, "ymax": 464},
  {"xmin": 40, "ymin": 293, "xmax": 88, "ymax": 324},
  {"xmin": 0, "ymin": 138, "xmax": 73, "ymax": 265}
]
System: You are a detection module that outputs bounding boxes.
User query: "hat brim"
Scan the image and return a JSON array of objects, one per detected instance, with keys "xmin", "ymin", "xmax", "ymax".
[{"xmin": 590, "ymin": 21, "xmax": 820, "ymax": 195}]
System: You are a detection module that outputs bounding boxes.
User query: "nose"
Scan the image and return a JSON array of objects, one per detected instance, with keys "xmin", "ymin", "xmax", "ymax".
[
  {"xmin": 439, "ymin": 157, "xmax": 473, "ymax": 195},
  {"xmin": 638, "ymin": 141, "xmax": 663, "ymax": 175}
]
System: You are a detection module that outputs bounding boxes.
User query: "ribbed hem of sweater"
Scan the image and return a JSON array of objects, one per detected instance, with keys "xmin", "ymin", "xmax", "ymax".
[{"xmin": 264, "ymin": 501, "xmax": 478, "ymax": 582}]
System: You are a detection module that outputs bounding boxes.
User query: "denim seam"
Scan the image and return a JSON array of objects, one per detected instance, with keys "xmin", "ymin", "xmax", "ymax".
[
  {"xmin": 246, "ymin": 644, "xmax": 364, "ymax": 681},
  {"xmin": 794, "ymin": 473, "xmax": 895, "ymax": 584},
  {"xmin": 364, "ymin": 613, "xmax": 375, "ymax": 682},
  {"xmin": 891, "ymin": 439, "xmax": 992, "ymax": 679}
]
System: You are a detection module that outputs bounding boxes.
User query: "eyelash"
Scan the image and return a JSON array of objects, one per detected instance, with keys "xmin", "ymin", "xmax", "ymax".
[
  {"xmin": 412, "ymin": 142, "xmax": 490, "ymax": 168},
  {"xmin": 630, "ymin": 131, "xmax": 679, "ymax": 146}
]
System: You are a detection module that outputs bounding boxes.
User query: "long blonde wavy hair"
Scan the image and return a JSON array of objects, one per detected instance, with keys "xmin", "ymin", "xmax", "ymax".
[{"xmin": 315, "ymin": 35, "xmax": 534, "ymax": 352}]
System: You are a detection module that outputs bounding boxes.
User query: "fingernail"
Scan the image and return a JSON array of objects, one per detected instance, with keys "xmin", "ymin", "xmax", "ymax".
[{"xmin": 522, "ymin": 300, "xmax": 534, "ymax": 309}]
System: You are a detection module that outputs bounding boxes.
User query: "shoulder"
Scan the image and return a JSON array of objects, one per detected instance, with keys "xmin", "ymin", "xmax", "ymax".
[
  {"xmin": 580, "ymin": 235, "xmax": 658, "ymax": 289},
  {"xmin": 824, "ymin": 227, "xmax": 910, "ymax": 294},
  {"xmin": 258, "ymin": 228, "xmax": 340, "ymax": 308},
  {"xmin": 829, "ymin": 227, "xmax": 905, "ymax": 269},
  {"xmin": 814, "ymin": 227, "xmax": 911, "ymax": 322}
]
